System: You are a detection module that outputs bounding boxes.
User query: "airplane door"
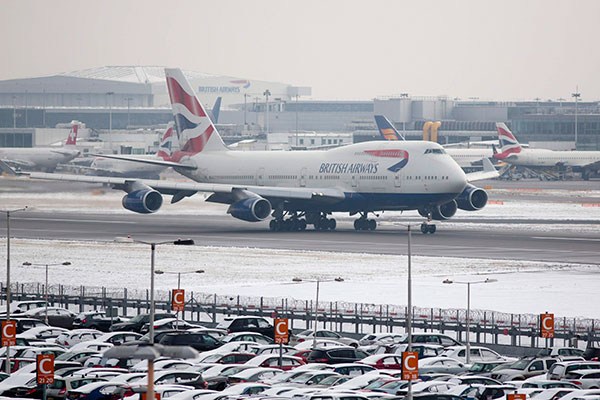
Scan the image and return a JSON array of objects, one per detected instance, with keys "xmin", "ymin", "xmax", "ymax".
[
  {"xmin": 300, "ymin": 168, "xmax": 307, "ymax": 187},
  {"xmin": 394, "ymin": 173, "xmax": 402, "ymax": 188},
  {"xmin": 351, "ymin": 175, "xmax": 358, "ymax": 188},
  {"xmin": 257, "ymin": 168, "xmax": 265, "ymax": 186}
]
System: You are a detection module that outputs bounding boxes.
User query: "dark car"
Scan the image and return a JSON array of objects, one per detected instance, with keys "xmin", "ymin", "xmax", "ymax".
[
  {"xmin": 108, "ymin": 312, "xmax": 175, "ymax": 333},
  {"xmin": 584, "ymin": 347, "xmax": 600, "ymax": 361},
  {"xmin": 22, "ymin": 307, "xmax": 77, "ymax": 329},
  {"xmin": 158, "ymin": 331, "xmax": 223, "ymax": 352},
  {"xmin": 73, "ymin": 311, "xmax": 123, "ymax": 332},
  {"xmin": 307, "ymin": 346, "xmax": 369, "ymax": 364},
  {"xmin": 217, "ymin": 316, "xmax": 275, "ymax": 339}
]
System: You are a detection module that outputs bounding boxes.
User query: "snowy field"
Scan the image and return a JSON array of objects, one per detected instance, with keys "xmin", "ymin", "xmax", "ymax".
[{"xmin": 2, "ymin": 183, "xmax": 600, "ymax": 320}]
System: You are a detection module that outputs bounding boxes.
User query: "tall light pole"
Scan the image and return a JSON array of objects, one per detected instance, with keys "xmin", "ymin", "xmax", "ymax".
[
  {"xmin": 263, "ymin": 89, "xmax": 271, "ymax": 134},
  {"xmin": 407, "ymin": 224, "xmax": 413, "ymax": 400},
  {"xmin": 292, "ymin": 276, "xmax": 344, "ymax": 349},
  {"xmin": 443, "ymin": 278, "xmax": 497, "ymax": 364},
  {"xmin": 154, "ymin": 269, "xmax": 204, "ymax": 329},
  {"xmin": 22, "ymin": 261, "xmax": 71, "ymax": 324},
  {"xmin": 1, "ymin": 207, "xmax": 27, "ymax": 375},
  {"xmin": 244, "ymin": 93, "xmax": 250, "ymax": 130},
  {"xmin": 129, "ymin": 238, "xmax": 194, "ymax": 400},
  {"xmin": 572, "ymin": 87, "xmax": 580, "ymax": 149}
]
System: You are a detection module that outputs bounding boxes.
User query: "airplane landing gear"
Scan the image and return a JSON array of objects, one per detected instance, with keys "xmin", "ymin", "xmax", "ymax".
[
  {"xmin": 420, "ymin": 222, "xmax": 436, "ymax": 234},
  {"xmin": 269, "ymin": 212, "xmax": 307, "ymax": 232},
  {"xmin": 306, "ymin": 212, "xmax": 336, "ymax": 231},
  {"xmin": 354, "ymin": 213, "xmax": 377, "ymax": 231}
]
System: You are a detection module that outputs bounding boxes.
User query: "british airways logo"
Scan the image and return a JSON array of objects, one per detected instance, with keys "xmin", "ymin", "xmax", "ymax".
[{"xmin": 364, "ymin": 149, "xmax": 409, "ymax": 172}]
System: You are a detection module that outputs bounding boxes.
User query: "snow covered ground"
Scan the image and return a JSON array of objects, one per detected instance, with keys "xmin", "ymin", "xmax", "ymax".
[{"xmin": 1, "ymin": 183, "xmax": 600, "ymax": 320}]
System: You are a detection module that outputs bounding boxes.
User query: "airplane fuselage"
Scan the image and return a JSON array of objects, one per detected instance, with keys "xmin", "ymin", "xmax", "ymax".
[
  {"xmin": 504, "ymin": 149, "xmax": 600, "ymax": 169},
  {"xmin": 0, "ymin": 147, "xmax": 79, "ymax": 171},
  {"xmin": 445, "ymin": 148, "xmax": 494, "ymax": 169},
  {"xmin": 175, "ymin": 141, "xmax": 468, "ymax": 212}
]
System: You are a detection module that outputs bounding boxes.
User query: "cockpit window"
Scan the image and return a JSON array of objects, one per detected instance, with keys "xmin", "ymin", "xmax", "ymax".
[{"xmin": 424, "ymin": 148, "xmax": 446, "ymax": 154}]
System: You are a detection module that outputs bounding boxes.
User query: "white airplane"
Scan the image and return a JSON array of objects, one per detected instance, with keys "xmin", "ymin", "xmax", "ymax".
[
  {"xmin": 494, "ymin": 123, "xmax": 600, "ymax": 180},
  {"xmin": 0, "ymin": 121, "xmax": 80, "ymax": 172},
  {"xmin": 10, "ymin": 68, "xmax": 498, "ymax": 234},
  {"xmin": 82, "ymin": 123, "xmax": 177, "ymax": 179},
  {"xmin": 374, "ymin": 115, "xmax": 496, "ymax": 171}
]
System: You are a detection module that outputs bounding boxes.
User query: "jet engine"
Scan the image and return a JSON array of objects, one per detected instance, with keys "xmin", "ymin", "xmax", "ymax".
[
  {"xmin": 419, "ymin": 200, "xmax": 458, "ymax": 221},
  {"xmin": 228, "ymin": 197, "xmax": 272, "ymax": 222},
  {"xmin": 122, "ymin": 189, "xmax": 163, "ymax": 214},
  {"xmin": 456, "ymin": 184, "xmax": 488, "ymax": 211}
]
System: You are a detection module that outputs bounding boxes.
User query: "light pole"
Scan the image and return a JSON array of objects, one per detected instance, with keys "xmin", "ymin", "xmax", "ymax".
[
  {"xmin": 442, "ymin": 278, "xmax": 497, "ymax": 364},
  {"xmin": 154, "ymin": 269, "xmax": 204, "ymax": 329},
  {"xmin": 22, "ymin": 261, "xmax": 71, "ymax": 325},
  {"xmin": 292, "ymin": 276, "xmax": 344, "ymax": 349},
  {"xmin": 572, "ymin": 87, "xmax": 580, "ymax": 148},
  {"xmin": 263, "ymin": 89, "xmax": 271, "ymax": 134},
  {"xmin": 243, "ymin": 93, "xmax": 250, "ymax": 129},
  {"xmin": 1, "ymin": 207, "xmax": 27, "ymax": 375},
  {"xmin": 130, "ymin": 238, "xmax": 194, "ymax": 400}
]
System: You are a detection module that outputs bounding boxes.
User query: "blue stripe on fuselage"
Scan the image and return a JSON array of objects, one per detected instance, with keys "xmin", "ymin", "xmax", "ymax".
[{"xmin": 281, "ymin": 192, "xmax": 459, "ymax": 213}]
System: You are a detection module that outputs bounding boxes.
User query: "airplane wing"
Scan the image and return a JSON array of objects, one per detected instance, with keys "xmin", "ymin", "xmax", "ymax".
[
  {"xmin": 89, "ymin": 154, "xmax": 197, "ymax": 170},
  {"xmin": 50, "ymin": 149, "xmax": 79, "ymax": 157},
  {"xmin": 464, "ymin": 158, "xmax": 499, "ymax": 182},
  {"xmin": 0, "ymin": 158, "xmax": 36, "ymax": 169},
  {"xmin": 22, "ymin": 170, "xmax": 346, "ymax": 204}
]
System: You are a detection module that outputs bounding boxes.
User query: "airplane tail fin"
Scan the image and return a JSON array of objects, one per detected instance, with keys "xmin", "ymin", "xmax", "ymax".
[
  {"xmin": 494, "ymin": 122, "xmax": 522, "ymax": 160},
  {"xmin": 65, "ymin": 121, "xmax": 79, "ymax": 146},
  {"xmin": 374, "ymin": 115, "xmax": 404, "ymax": 141},
  {"xmin": 210, "ymin": 96, "xmax": 222, "ymax": 124},
  {"xmin": 164, "ymin": 68, "xmax": 227, "ymax": 156},
  {"xmin": 156, "ymin": 122, "xmax": 177, "ymax": 161}
]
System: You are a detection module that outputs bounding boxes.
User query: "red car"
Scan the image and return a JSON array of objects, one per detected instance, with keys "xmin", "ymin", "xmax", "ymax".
[{"xmin": 358, "ymin": 354, "xmax": 403, "ymax": 369}]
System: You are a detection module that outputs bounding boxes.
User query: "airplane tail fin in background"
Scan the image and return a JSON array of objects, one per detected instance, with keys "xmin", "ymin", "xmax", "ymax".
[
  {"xmin": 374, "ymin": 115, "xmax": 404, "ymax": 141},
  {"xmin": 164, "ymin": 68, "xmax": 227, "ymax": 156},
  {"xmin": 65, "ymin": 121, "xmax": 79, "ymax": 146},
  {"xmin": 210, "ymin": 96, "xmax": 222, "ymax": 124},
  {"xmin": 494, "ymin": 122, "xmax": 522, "ymax": 160},
  {"xmin": 156, "ymin": 122, "xmax": 177, "ymax": 161}
]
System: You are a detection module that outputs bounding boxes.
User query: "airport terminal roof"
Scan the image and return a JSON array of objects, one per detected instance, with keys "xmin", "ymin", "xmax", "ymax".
[{"xmin": 57, "ymin": 66, "xmax": 219, "ymax": 84}]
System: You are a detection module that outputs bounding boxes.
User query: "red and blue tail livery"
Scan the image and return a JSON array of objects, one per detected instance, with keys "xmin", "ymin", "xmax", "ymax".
[
  {"xmin": 494, "ymin": 123, "xmax": 522, "ymax": 160},
  {"xmin": 165, "ymin": 68, "xmax": 226, "ymax": 157}
]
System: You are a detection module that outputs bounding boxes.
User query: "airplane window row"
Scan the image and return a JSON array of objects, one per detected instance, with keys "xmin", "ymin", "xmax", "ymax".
[
  {"xmin": 268, "ymin": 175, "xmax": 299, "ymax": 180},
  {"xmin": 209, "ymin": 175, "xmax": 253, "ymax": 180},
  {"xmin": 359, "ymin": 175, "xmax": 388, "ymax": 180}
]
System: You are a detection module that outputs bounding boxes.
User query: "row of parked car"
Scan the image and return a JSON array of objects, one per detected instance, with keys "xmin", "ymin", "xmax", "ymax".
[{"xmin": 2, "ymin": 302, "xmax": 600, "ymax": 400}]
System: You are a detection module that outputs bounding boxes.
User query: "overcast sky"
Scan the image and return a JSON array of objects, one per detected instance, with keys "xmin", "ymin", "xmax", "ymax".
[{"xmin": 1, "ymin": 0, "xmax": 598, "ymax": 101}]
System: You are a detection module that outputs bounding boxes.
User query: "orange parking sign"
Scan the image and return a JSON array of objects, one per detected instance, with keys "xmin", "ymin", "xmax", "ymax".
[
  {"xmin": 1, "ymin": 320, "xmax": 16, "ymax": 347},
  {"xmin": 172, "ymin": 289, "xmax": 185, "ymax": 312},
  {"xmin": 274, "ymin": 318, "xmax": 289, "ymax": 344},
  {"xmin": 507, "ymin": 394, "xmax": 527, "ymax": 400},
  {"xmin": 401, "ymin": 351, "xmax": 419, "ymax": 380},
  {"xmin": 36, "ymin": 354, "xmax": 55, "ymax": 385},
  {"xmin": 540, "ymin": 313, "xmax": 554, "ymax": 338}
]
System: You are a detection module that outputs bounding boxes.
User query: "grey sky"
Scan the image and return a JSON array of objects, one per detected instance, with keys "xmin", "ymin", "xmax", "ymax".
[{"xmin": 1, "ymin": 0, "xmax": 598, "ymax": 101}]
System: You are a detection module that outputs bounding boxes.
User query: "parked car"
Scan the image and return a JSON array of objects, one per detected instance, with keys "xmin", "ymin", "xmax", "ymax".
[
  {"xmin": 537, "ymin": 347, "xmax": 586, "ymax": 360},
  {"xmin": 0, "ymin": 317, "xmax": 48, "ymax": 334},
  {"xmin": 23, "ymin": 307, "xmax": 77, "ymax": 329},
  {"xmin": 221, "ymin": 331, "xmax": 274, "ymax": 345},
  {"xmin": 295, "ymin": 329, "xmax": 359, "ymax": 347},
  {"xmin": 359, "ymin": 354, "xmax": 404, "ymax": 369},
  {"xmin": 65, "ymin": 381, "xmax": 127, "ymax": 400},
  {"xmin": 217, "ymin": 315, "xmax": 275, "ymax": 339},
  {"xmin": 47, "ymin": 375, "xmax": 109, "ymax": 399},
  {"xmin": 2, "ymin": 300, "xmax": 47, "ymax": 315},
  {"xmin": 446, "ymin": 383, "xmax": 519, "ymax": 400},
  {"xmin": 491, "ymin": 356, "xmax": 559, "ymax": 381},
  {"xmin": 200, "ymin": 352, "xmax": 256, "ymax": 365},
  {"xmin": 439, "ymin": 346, "xmax": 516, "ymax": 364},
  {"xmin": 464, "ymin": 360, "xmax": 514, "ymax": 377},
  {"xmin": 565, "ymin": 369, "xmax": 600, "ymax": 389},
  {"xmin": 522, "ymin": 379, "xmax": 580, "ymax": 389},
  {"xmin": 244, "ymin": 354, "xmax": 306, "ymax": 371},
  {"xmin": 547, "ymin": 361, "xmax": 600, "ymax": 380},
  {"xmin": 140, "ymin": 317, "xmax": 203, "ymax": 333},
  {"xmin": 227, "ymin": 367, "xmax": 282, "ymax": 384},
  {"xmin": 359, "ymin": 333, "xmax": 405, "ymax": 347},
  {"xmin": 55, "ymin": 329, "xmax": 103, "ymax": 347},
  {"xmin": 19, "ymin": 326, "xmax": 69, "ymax": 342},
  {"xmin": 307, "ymin": 346, "xmax": 369, "ymax": 364},
  {"xmin": 72, "ymin": 311, "xmax": 124, "ymax": 332},
  {"xmin": 158, "ymin": 331, "xmax": 223, "ymax": 352},
  {"xmin": 418, "ymin": 356, "xmax": 468, "ymax": 375},
  {"xmin": 397, "ymin": 333, "xmax": 462, "ymax": 347},
  {"xmin": 391, "ymin": 344, "xmax": 444, "ymax": 359},
  {"xmin": 108, "ymin": 312, "xmax": 175, "ymax": 333}
]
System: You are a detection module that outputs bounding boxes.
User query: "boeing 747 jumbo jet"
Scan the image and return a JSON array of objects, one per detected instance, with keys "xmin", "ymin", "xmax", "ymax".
[
  {"xmin": 9, "ymin": 69, "xmax": 497, "ymax": 234},
  {"xmin": 494, "ymin": 123, "xmax": 600, "ymax": 180},
  {"xmin": 0, "ymin": 121, "xmax": 80, "ymax": 172},
  {"xmin": 374, "ymin": 115, "xmax": 495, "ymax": 171}
]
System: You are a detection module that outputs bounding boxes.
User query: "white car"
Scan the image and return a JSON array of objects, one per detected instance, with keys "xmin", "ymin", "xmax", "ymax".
[
  {"xmin": 439, "ymin": 345, "xmax": 516, "ymax": 363},
  {"xmin": 294, "ymin": 329, "xmax": 359, "ymax": 347},
  {"xmin": 54, "ymin": 329, "xmax": 103, "ymax": 347},
  {"xmin": 566, "ymin": 369, "xmax": 600, "ymax": 389},
  {"xmin": 294, "ymin": 339, "xmax": 346, "ymax": 350}
]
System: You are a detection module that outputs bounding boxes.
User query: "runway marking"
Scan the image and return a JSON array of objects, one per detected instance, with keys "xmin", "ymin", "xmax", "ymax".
[{"xmin": 531, "ymin": 236, "xmax": 600, "ymax": 242}]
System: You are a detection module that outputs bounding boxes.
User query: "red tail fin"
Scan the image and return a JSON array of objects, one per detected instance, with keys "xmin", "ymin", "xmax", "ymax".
[{"xmin": 66, "ymin": 121, "xmax": 79, "ymax": 146}]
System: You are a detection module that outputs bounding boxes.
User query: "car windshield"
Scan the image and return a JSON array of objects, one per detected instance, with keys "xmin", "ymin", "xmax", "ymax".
[
  {"xmin": 128, "ymin": 315, "xmax": 146, "ymax": 323},
  {"xmin": 508, "ymin": 359, "xmax": 532, "ymax": 370},
  {"xmin": 469, "ymin": 363, "xmax": 489, "ymax": 373}
]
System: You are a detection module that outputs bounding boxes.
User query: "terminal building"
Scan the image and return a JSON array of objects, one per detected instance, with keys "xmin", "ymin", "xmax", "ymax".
[{"xmin": 0, "ymin": 66, "xmax": 599, "ymax": 151}]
